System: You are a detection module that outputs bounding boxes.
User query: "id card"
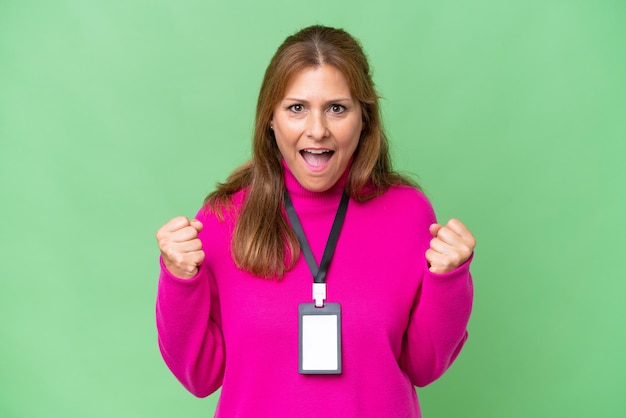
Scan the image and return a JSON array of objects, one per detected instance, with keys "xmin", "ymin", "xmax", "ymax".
[{"xmin": 298, "ymin": 303, "xmax": 342, "ymax": 374}]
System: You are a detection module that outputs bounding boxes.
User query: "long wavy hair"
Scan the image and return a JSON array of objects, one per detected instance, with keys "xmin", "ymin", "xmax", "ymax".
[{"xmin": 205, "ymin": 25, "xmax": 417, "ymax": 278}]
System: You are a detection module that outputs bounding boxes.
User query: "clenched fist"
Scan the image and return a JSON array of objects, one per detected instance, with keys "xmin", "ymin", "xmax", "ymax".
[
  {"xmin": 156, "ymin": 216, "xmax": 205, "ymax": 279},
  {"xmin": 426, "ymin": 218, "xmax": 476, "ymax": 274}
]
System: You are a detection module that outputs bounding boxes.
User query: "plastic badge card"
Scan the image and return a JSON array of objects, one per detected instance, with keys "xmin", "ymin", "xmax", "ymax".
[{"xmin": 298, "ymin": 302, "xmax": 342, "ymax": 374}]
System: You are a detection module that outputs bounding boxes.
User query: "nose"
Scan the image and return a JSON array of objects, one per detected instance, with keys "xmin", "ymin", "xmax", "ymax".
[{"xmin": 306, "ymin": 111, "xmax": 329, "ymax": 140}]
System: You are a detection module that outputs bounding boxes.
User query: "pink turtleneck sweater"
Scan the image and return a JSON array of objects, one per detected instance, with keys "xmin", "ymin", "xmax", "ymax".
[{"xmin": 156, "ymin": 165, "xmax": 473, "ymax": 417}]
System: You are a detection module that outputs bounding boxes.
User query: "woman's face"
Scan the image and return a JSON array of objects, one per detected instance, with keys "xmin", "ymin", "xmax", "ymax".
[{"xmin": 271, "ymin": 65, "xmax": 362, "ymax": 192}]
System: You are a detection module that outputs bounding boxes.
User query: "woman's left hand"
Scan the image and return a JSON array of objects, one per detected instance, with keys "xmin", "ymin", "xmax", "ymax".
[{"xmin": 426, "ymin": 219, "xmax": 476, "ymax": 274}]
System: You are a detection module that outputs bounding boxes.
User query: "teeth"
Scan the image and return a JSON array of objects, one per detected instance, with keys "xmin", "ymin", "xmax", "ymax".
[{"xmin": 303, "ymin": 149, "xmax": 331, "ymax": 154}]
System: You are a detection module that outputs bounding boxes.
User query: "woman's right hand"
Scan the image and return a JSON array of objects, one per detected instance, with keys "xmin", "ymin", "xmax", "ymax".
[{"xmin": 156, "ymin": 216, "xmax": 205, "ymax": 279}]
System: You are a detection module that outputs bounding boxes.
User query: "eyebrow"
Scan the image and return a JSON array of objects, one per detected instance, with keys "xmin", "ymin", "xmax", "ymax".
[{"xmin": 282, "ymin": 97, "xmax": 353, "ymax": 103}]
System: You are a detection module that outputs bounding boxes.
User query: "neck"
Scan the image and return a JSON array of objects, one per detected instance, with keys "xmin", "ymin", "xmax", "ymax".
[{"xmin": 282, "ymin": 160, "xmax": 348, "ymax": 203}]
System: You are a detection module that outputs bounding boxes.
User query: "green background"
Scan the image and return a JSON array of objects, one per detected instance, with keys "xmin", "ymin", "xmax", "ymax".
[{"xmin": 2, "ymin": 0, "xmax": 625, "ymax": 416}]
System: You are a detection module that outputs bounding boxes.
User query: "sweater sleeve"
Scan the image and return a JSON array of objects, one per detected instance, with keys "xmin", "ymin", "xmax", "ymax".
[
  {"xmin": 398, "ymin": 191, "xmax": 474, "ymax": 387},
  {"xmin": 399, "ymin": 260, "xmax": 473, "ymax": 387},
  {"xmin": 155, "ymin": 215, "xmax": 226, "ymax": 397}
]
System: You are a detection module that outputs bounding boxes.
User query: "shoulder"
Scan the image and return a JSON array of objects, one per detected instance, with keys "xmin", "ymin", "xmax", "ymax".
[
  {"xmin": 361, "ymin": 185, "xmax": 435, "ymax": 219},
  {"xmin": 349, "ymin": 184, "xmax": 436, "ymax": 247},
  {"xmin": 353, "ymin": 185, "xmax": 437, "ymax": 238},
  {"xmin": 384, "ymin": 185, "xmax": 432, "ymax": 207},
  {"xmin": 194, "ymin": 188, "xmax": 248, "ymax": 241},
  {"xmin": 190, "ymin": 189, "xmax": 250, "ymax": 264},
  {"xmin": 197, "ymin": 188, "xmax": 248, "ymax": 224},
  {"xmin": 351, "ymin": 184, "xmax": 436, "ymax": 230}
]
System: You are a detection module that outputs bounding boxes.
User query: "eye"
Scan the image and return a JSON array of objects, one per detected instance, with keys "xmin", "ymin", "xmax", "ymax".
[
  {"xmin": 329, "ymin": 104, "xmax": 346, "ymax": 114},
  {"xmin": 288, "ymin": 104, "xmax": 304, "ymax": 113}
]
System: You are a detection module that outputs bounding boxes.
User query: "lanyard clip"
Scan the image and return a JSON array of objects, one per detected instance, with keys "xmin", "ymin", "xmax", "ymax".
[{"xmin": 313, "ymin": 283, "xmax": 326, "ymax": 308}]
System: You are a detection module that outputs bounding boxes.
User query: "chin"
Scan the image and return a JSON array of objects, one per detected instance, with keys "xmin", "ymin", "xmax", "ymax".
[
  {"xmin": 300, "ymin": 177, "xmax": 338, "ymax": 193},
  {"xmin": 291, "ymin": 161, "xmax": 346, "ymax": 192}
]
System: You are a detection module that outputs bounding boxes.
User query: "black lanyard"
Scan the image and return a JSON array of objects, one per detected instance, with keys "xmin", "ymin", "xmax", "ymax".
[{"xmin": 284, "ymin": 190, "xmax": 349, "ymax": 286}]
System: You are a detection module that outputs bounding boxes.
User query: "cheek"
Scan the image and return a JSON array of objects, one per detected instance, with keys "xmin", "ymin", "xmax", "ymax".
[
  {"xmin": 341, "ymin": 120, "xmax": 363, "ymax": 152},
  {"xmin": 274, "ymin": 119, "xmax": 301, "ymax": 142},
  {"xmin": 273, "ymin": 129, "xmax": 297, "ymax": 160},
  {"xmin": 274, "ymin": 135, "xmax": 288, "ymax": 157}
]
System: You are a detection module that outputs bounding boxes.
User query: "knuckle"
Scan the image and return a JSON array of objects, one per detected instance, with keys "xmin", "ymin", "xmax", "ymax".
[
  {"xmin": 173, "ymin": 215, "xmax": 190, "ymax": 224},
  {"xmin": 170, "ymin": 216, "xmax": 190, "ymax": 230},
  {"xmin": 158, "ymin": 239, "xmax": 172, "ymax": 254},
  {"xmin": 449, "ymin": 252, "xmax": 463, "ymax": 267},
  {"xmin": 156, "ymin": 226, "xmax": 169, "ymax": 240},
  {"xmin": 167, "ymin": 248, "xmax": 185, "ymax": 265},
  {"xmin": 173, "ymin": 255, "xmax": 186, "ymax": 267},
  {"xmin": 187, "ymin": 226, "xmax": 199, "ymax": 238}
]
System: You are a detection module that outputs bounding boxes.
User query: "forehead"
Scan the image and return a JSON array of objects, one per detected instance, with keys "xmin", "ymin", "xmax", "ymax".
[{"xmin": 282, "ymin": 65, "xmax": 352, "ymax": 98}]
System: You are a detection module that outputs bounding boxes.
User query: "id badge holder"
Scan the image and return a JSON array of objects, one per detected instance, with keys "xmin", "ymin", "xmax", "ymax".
[{"xmin": 298, "ymin": 302, "xmax": 342, "ymax": 374}]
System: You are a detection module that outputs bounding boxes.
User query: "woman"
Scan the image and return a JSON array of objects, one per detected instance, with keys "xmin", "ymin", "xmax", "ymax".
[{"xmin": 156, "ymin": 25, "xmax": 475, "ymax": 417}]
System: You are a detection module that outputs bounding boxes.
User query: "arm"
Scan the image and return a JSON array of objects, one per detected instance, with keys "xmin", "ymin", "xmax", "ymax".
[
  {"xmin": 399, "ymin": 201, "xmax": 476, "ymax": 386},
  {"xmin": 155, "ymin": 215, "xmax": 226, "ymax": 397},
  {"xmin": 399, "ymin": 258, "xmax": 473, "ymax": 387}
]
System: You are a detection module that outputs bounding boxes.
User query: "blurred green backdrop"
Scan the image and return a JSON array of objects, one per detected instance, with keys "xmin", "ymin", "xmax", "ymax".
[{"xmin": 1, "ymin": 0, "xmax": 625, "ymax": 417}]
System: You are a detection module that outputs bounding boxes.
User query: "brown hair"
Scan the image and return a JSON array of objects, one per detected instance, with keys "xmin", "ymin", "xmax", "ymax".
[{"xmin": 205, "ymin": 25, "xmax": 417, "ymax": 278}]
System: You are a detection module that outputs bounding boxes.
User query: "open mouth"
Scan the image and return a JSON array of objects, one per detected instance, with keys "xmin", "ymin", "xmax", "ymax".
[{"xmin": 300, "ymin": 149, "xmax": 334, "ymax": 167}]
